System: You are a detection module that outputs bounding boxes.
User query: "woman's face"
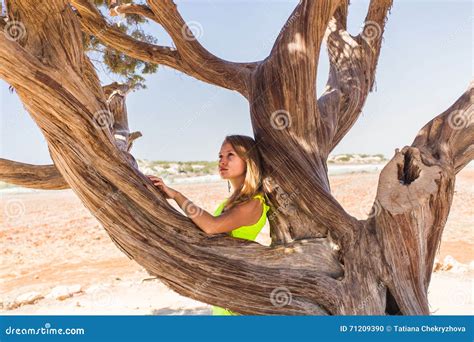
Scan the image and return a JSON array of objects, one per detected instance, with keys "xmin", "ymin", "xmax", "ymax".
[{"xmin": 218, "ymin": 142, "xmax": 246, "ymax": 180}]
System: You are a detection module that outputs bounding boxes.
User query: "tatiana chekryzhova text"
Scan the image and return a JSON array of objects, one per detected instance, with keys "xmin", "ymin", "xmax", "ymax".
[{"xmin": 393, "ymin": 325, "xmax": 466, "ymax": 333}]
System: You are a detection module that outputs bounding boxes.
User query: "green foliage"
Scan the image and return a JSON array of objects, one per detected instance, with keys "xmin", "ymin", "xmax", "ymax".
[
  {"xmin": 140, "ymin": 160, "xmax": 220, "ymax": 176},
  {"xmin": 202, "ymin": 161, "xmax": 219, "ymax": 174},
  {"xmin": 337, "ymin": 156, "xmax": 351, "ymax": 162},
  {"xmin": 85, "ymin": 0, "xmax": 159, "ymax": 89},
  {"xmin": 179, "ymin": 164, "xmax": 195, "ymax": 173}
]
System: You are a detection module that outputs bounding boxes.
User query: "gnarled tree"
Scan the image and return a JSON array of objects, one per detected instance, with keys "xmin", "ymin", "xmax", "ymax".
[{"xmin": 0, "ymin": 0, "xmax": 472, "ymax": 315}]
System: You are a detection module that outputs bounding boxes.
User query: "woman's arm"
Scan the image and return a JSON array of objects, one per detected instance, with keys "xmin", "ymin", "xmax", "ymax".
[
  {"xmin": 173, "ymin": 191, "xmax": 262, "ymax": 235},
  {"xmin": 147, "ymin": 175, "xmax": 263, "ymax": 235}
]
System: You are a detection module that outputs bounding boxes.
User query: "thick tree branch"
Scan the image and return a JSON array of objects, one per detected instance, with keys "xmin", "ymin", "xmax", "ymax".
[
  {"xmin": 0, "ymin": 159, "xmax": 69, "ymax": 190},
  {"xmin": 145, "ymin": 0, "xmax": 256, "ymax": 95},
  {"xmin": 318, "ymin": 0, "xmax": 393, "ymax": 156},
  {"xmin": 411, "ymin": 81, "xmax": 474, "ymax": 174},
  {"xmin": 360, "ymin": 0, "xmax": 393, "ymax": 91},
  {"xmin": 374, "ymin": 147, "xmax": 447, "ymax": 314},
  {"xmin": 102, "ymin": 81, "xmax": 141, "ymax": 167},
  {"xmin": 110, "ymin": 3, "xmax": 155, "ymax": 20},
  {"xmin": 265, "ymin": 0, "xmax": 342, "ymax": 97},
  {"xmin": 71, "ymin": 0, "xmax": 182, "ymax": 69},
  {"xmin": 247, "ymin": 0, "xmax": 359, "ymax": 245},
  {"xmin": 103, "ymin": 82, "xmax": 140, "ymax": 150},
  {"xmin": 249, "ymin": 0, "xmax": 344, "ymax": 177},
  {"xmin": 247, "ymin": 0, "xmax": 344, "ymax": 178},
  {"xmin": 71, "ymin": 0, "xmax": 256, "ymax": 97},
  {"xmin": 371, "ymin": 82, "xmax": 473, "ymax": 314}
]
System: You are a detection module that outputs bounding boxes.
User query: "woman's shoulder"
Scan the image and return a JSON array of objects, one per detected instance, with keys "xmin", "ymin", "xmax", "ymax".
[
  {"xmin": 221, "ymin": 192, "xmax": 268, "ymax": 213},
  {"xmin": 236, "ymin": 192, "xmax": 265, "ymax": 206},
  {"xmin": 239, "ymin": 193, "xmax": 268, "ymax": 214},
  {"xmin": 227, "ymin": 194, "xmax": 262, "ymax": 212}
]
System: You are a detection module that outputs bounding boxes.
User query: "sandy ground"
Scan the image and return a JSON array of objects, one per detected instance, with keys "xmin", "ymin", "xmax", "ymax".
[{"xmin": 0, "ymin": 169, "xmax": 472, "ymax": 315}]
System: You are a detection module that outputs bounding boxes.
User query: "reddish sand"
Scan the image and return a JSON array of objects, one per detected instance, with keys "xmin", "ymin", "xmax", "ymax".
[{"xmin": 0, "ymin": 169, "xmax": 472, "ymax": 314}]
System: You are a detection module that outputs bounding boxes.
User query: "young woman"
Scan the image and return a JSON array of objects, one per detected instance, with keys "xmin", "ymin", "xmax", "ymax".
[{"xmin": 147, "ymin": 134, "xmax": 270, "ymax": 315}]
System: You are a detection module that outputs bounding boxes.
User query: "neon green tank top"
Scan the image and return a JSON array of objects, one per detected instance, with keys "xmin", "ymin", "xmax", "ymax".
[{"xmin": 211, "ymin": 193, "xmax": 270, "ymax": 316}]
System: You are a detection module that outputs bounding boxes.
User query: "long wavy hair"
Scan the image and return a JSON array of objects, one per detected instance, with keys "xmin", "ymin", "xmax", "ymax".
[{"xmin": 221, "ymin": 135, "xmax": 265, "ymax": 212}]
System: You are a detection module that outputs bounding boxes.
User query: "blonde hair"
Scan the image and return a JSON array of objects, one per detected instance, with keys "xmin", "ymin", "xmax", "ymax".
[{"xmin": 221, "ymin": 135, "xmax": 265, "ymax": 212}]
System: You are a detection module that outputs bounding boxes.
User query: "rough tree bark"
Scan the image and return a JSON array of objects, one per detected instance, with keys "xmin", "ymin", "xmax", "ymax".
[
  {"xmin": 0, "ymin": 82, "xmax": 140, "ymax": 190},
  {"xmin": 0, "ymin": 0, "xmax": 472, "ymax": 315}
]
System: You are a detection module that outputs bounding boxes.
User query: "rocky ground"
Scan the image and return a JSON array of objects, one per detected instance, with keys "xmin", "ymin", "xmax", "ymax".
[{"xmin": 1, "ymin": 169, "xmax": 472, "ymax": 315}]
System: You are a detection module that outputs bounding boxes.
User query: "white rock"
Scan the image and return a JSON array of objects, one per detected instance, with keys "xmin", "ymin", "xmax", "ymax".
[
  {"xmin": 441, "ymin": 255, "xmax": 467, "ymax": 273},
  {"xmin": 12, "ymin": 291, "xmax": 44, "ymax": 308},
  {"xmin": 469, "ymin": 260, "xmax": 474, "ymax": 271},
  {"xmin": 85, "ymin": 284, "xmax": 110, "ymax": 294},
  {"xmin": 443, "ymin": 255, "xmax": 457, "ymax": 270},
  {"xmin": 46, "ymin": 285, "xmax": 82, "ymax": 300}
]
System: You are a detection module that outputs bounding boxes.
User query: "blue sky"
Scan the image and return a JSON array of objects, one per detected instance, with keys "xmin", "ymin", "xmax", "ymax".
[{"xmin": 0, "ymin": 0, "xmax": 472, "ymax": 164}]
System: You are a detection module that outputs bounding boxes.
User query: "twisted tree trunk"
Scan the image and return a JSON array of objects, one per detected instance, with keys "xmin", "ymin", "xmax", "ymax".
[{"xmin": 0, "ymin": 0, "xmax": 472, "ymax": 315}]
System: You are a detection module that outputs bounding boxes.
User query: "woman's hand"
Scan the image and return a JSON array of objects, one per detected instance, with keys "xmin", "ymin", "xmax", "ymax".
[{"xmin": 147, "ymin": 175, "xmax": 178, "ymax": 199}]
